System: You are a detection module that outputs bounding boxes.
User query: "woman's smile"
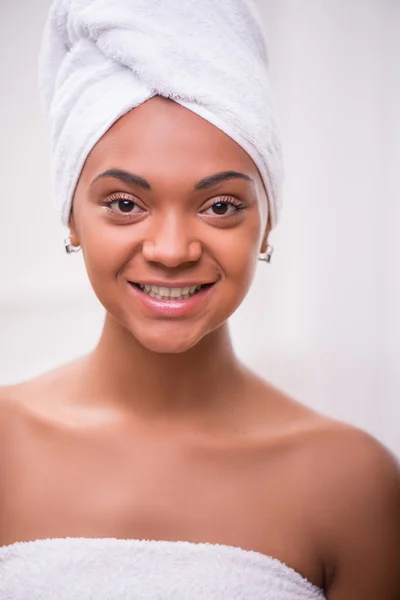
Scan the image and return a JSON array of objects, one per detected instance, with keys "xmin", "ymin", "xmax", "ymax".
[{"xmin": 127, "ymin": 280, "xmax": 217, "ymax": 317}]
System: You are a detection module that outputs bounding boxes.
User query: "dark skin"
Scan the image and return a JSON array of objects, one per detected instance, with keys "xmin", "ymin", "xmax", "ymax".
[{"xmin": 0, "ymin": 97, "xmax": 399, "ymax": 597}]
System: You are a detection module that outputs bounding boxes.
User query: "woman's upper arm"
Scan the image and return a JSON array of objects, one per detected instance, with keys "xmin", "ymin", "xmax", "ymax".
[{"xmin": 325, "ymin": 432, "xmax": 400, "ymax": 599}]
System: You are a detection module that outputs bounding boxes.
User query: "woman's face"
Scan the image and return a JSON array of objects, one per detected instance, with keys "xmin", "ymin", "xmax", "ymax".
[{"xmin": 71, "ymin": 97, "xmax": 269, "ymax": 353}]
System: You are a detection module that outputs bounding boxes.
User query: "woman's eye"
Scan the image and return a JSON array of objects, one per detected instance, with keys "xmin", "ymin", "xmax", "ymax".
[
  {"xmin": 107, "ymin": 199, "xmax": 143, "ymax": 214},
  {"xmin": 202, "ymin": 200, "xmax": 242, "ymax": 217}
]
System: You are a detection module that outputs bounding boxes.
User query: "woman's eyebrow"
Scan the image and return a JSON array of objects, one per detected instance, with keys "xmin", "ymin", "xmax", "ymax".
[
  {"xmin": 91, "ymin": 169, "xmax": 254, "ymax": 190},
  {"xmin": 194, "ymin": 171, "xmax": 254, "ymax": 190},
  {"xmin": 91, "ymin": 169, "xmax": 151, "ymax": 189}
]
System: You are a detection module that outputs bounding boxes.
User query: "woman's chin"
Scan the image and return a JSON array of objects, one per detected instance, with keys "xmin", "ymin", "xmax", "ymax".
[
  {"xmin": 131, "ymin": 324, "xmax": 208, "ymax": 355},
  {"xmin": 137, "ymin": 336, "xmax": 202, "ymax": 354}
]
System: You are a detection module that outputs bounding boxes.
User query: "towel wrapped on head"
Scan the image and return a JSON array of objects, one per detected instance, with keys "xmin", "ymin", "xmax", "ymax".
[{"xmin": 39, "ymin": 0, "xmax": 284, "ymax": 228}]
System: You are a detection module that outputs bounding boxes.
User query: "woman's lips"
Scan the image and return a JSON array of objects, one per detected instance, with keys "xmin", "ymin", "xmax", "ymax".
[{"xmin": 127, "ymin": 281, "xmax": 216, "ymax": 317}]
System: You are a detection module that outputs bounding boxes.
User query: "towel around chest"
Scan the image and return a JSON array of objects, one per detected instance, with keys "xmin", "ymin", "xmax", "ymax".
[{"xmin": 0, "ymin": 537, "xmax": 325, "ymax": 600}]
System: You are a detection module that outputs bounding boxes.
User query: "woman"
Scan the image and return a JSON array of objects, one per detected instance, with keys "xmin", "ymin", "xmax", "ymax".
[{"xmin": 0, "ymin": 0, "xmax": 399, "ymax": 598}]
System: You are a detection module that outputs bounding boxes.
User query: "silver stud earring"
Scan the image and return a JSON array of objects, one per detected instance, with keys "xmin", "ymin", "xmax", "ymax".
[
  {"xmin": 258, "ymin": 244, "xmax": 274, "ymax": 263},
  {"xmin": 64, "ymin": 236, "xmax": 81, "ymax": 254}
]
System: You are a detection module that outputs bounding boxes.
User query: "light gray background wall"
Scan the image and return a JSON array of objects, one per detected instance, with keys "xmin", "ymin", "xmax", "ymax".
[{"xmin": 0, "ymin": 0, "xmax": 399, "ymax": 455}]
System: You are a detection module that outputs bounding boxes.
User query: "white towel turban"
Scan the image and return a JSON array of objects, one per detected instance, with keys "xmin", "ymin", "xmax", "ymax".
[{"xmin": 39, "ymin": 0, "xmax": 284, "ymax": 228}]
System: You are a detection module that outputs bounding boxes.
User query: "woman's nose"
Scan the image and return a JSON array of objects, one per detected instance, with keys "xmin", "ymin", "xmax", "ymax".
[{"xmin": 142, "ymin": 214, "xmax": 202, "ymax": 267}]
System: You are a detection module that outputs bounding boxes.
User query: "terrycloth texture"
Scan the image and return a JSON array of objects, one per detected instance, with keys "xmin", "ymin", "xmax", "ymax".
[
  {"xmin": 0, "ymin": 538, "xmax": 325, "ymax": 600},
  {"xmin": 39, "ymin": 0, "xmax": 284, "ymax": 227}
]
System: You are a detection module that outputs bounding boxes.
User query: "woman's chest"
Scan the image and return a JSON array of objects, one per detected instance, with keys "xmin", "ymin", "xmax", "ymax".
[{"xmin": 0, "ymin": 420, "xmax": 323, "ymax": 588}]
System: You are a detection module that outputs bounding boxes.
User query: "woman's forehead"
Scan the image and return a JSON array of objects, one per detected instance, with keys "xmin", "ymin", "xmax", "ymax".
[{"xmin": 83, "ymin": 97, "xmax": 260, "ymax": 183}]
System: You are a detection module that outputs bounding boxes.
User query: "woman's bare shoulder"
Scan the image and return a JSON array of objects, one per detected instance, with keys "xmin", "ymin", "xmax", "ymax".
[
  {"xmin": 0, "ymin": 383, "xmax": 27, "ymax": 428},
  {"xmin": 297, "ymin": 417, "xmax": 400, "ymax": 596},
  {"xmin": 301, "ymin": 415, "xmax": 399, "ymax": 481},
  {"xmin": 288, "ymin": 409, "xmax": 400, "ymax": 508},
  {"xmin": 257, "ymin": 378, "xmax": 398, "ymax": 473},
  {"xmin": 0, "ymin": 382, "xmax": 42, "ymax": 446},
  {"xmin": 0, "ymin": 359, "xmax": 85, "ymax": 426}
]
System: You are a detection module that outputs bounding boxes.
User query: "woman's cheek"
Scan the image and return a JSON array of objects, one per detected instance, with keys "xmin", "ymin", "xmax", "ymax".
[
  {"xmin": 82, "ymin": 225, "xmax": 133, "ymax": 275},
  {"xmin": 226, "ymin": 231, "xmax": 259, "ymax": 278}
]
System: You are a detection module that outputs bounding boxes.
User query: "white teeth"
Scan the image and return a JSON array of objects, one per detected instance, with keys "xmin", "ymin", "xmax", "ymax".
[
  {"xmin": 159, "ymin": 286, "xmax": 170, "ymax": 297},
  {"xmin": 138, "ymin": 284, "xmax": 203, "ymax": 300}
]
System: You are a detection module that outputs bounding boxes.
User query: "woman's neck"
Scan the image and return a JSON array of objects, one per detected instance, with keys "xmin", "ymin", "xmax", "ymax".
[{"xmin": 79, "ymin": 314, "xmax": 249, "ymax": 423}]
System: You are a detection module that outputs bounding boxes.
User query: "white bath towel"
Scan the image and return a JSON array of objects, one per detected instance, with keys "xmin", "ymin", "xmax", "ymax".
[
  {"xmin": 0, "ymin": 537, "xmax": 324, "ymax": 599},
  {"xmin": 39, "ymin": 0, "xmax": 284, "ymax": 227}
]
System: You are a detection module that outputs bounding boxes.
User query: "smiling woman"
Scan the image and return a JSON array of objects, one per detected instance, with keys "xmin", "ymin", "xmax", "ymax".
[
  {"xmin": 0, "ymin": 0, "xmax": 399, "ymax": 599},
  {"xmin": 68, "ymin": 98, "xmax": 268, "ymax": 354}
]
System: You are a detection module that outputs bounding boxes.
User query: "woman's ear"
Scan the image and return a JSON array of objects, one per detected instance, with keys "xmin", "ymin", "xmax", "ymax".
[
  {"xmin": 260, "ymin": 218, "xmax": 272, "ymax": 253},
  {"xmin": 68, "ymin": 211, "xmax": 80, "ymax": 247}
]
